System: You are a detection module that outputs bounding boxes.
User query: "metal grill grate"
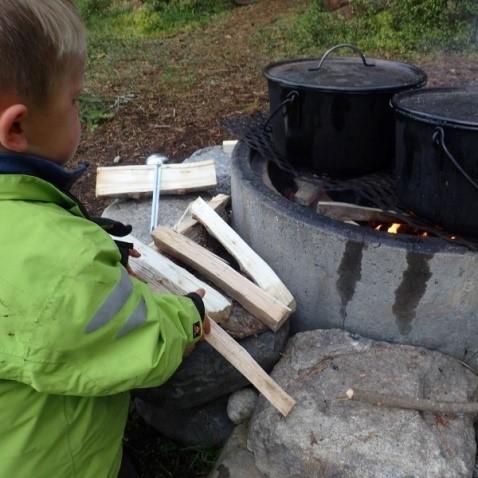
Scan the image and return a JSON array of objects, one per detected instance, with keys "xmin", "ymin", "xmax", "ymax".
[{"xmin": 225, "ymin": 114, "xmax": 478, "ymax": 251}]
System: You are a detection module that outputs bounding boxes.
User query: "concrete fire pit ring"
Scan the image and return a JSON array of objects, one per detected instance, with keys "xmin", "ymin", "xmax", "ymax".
[{"xmin": 231, "ymin": 141, "xmax": 478, "ymax": 365}]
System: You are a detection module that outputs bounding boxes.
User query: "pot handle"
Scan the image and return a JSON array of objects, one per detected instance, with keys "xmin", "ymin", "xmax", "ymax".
[
  {"xmin": 433, "ymin": 126, "xmax": 478, "ymax": 192},
  {"xmin": 309, "ymin": 44, "xmax": 375, "ymax": 71},
  {"xmin": 263, "ymin": 90, "xmax": 299, "ymax": 132}
]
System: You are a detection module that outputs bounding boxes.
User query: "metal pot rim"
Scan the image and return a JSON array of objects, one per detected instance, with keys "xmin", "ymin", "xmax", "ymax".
[
  {"xmin": 392, "ymin": 87, "xmax": 478, "ymax": 130},
  {"xmin": 263, "ymin": 57, "xmax": 427, "ymax": 95}
]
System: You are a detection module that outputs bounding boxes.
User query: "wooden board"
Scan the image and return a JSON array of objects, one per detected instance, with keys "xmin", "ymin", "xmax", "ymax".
[
  {"xmin": 222, "ymin": 140, "xmax": 238, "ymax": 155},
  {"xmin": 173, "ymin": 194, "xmax": 230, "ymax": 237},
  {"xmin": 125, "ymin": 235, "xmax": 232, "ymax": 323},
  {"xmin": 152, "ymin": 227, "xmax": 292, "ymax": 331},
  {"xmin": 317, "ymin": 201, "xmax": 408, "ymax": 223},
  {"xmin": 206, "ymin": 320, "xmax": 296, "ymax": 417},
  {"xmin": 190, "ymin": 197, "xmax": 295, "ymax": 310},
  {"xmin": 96, "ymin": 160, "xmax": 217, "ymax": 198}
]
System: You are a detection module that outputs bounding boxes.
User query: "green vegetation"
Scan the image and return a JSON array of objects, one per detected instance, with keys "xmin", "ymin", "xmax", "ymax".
[
  {"xmin": 78, "ymin": 0, "xmax": 233, "ymax": 36},
  {"xmin": 265, "ymin": 0, "xmax": 478, "ymax": 57}
]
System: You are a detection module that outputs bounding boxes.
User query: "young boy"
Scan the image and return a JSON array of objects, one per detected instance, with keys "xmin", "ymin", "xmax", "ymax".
[{"xmin": 0, "ymin": 1, "xmax": 208, "ymax": 476}]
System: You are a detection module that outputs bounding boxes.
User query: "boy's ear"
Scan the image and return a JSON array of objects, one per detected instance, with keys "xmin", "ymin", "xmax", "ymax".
[{"xmin": 0, "ymin": 104, "xmax": 29, "ymax": 152}]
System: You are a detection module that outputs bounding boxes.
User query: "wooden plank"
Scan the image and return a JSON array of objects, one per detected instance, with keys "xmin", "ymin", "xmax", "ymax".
[
  {"xmin": 317, "ymin": 201, "xmax": 408, "ymax": 223},
  {"xmin": 206, "ymin": 320, "xmax": 296, "ymax": 417},
  {"xmin": 190, "ymin": 197, "xmax": 295, "ymax": 310},
  {"xmin": 173, "ymin": 194, "xmax": 230, "ymax": 237},
  {"xmin": 96, "ymin": 160, "xmax": 217, "ymax": 198},
  {"xmin": 125, "ymin": 235, "xmax": 232, "ymax": 323},
  {"xmin": 152, "ymin": 227, "xmax": 291, "ymax": 331},
  {"xmin": 222, "ymin": 140, "xmax": 238, "ymax": 155}
]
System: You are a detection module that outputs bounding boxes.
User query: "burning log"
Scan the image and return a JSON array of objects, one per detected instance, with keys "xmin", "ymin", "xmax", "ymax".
[{"xmin": 317, "ymin": 201, "xmax": 408, "ymax": 224}]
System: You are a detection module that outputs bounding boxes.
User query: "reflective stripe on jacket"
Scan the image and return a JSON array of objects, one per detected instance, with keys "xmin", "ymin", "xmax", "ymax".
[{"xmin": 0, "ymin": 170, "xmax": 201, "ymax": 477}]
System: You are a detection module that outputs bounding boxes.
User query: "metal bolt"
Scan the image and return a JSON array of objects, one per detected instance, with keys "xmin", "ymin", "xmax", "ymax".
[{"xmin": 146, "ymin": 153, "xmax": 169, "ymax": 232}]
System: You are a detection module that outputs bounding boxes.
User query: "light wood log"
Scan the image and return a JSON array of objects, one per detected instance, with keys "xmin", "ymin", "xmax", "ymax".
[
  {"xmin": 342, "ymin": 388, "xmax": 478, "ymax": 415},
  {"xmin": 152, "ymin": 227, "xmax": 291, "ymax": 331},
  {"xmin": 317, "ymin": 201, "xmax": 408, "ymax": 223},
  {"xmin": 125, "ymin": 235, "xmax": 232, "ymax": 323},
  {"xmin": 294, "ymin": 180, "xmax": 320, "ymax": 206},
  {"xmin": 173, "ymin": 194, "xmax": 230, "ymax": 237},
  {"xmin": 222, "ymin": 140, "xmax": 238, "ymax": 155},
  {"xmin": 96, "ymin": 160, "xmax": 217, "ymax": 198},
  {"xmin": 190, "ymin": 197, "xmax": 295, "ymax": 310},
  {"xmin": 206, "ymin": 319, "xmax": 296, "ymax": 417}
]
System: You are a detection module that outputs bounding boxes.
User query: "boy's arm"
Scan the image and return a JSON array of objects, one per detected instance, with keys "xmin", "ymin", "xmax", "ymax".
[{"xmin": 20, "ymin": 235, "xmax": 206, "ymax": 397}]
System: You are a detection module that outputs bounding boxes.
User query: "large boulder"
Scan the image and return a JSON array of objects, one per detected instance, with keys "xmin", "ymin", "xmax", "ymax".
[{"xmin": 249, "ymin": 329, "xmax": 478, "ymax": 478}]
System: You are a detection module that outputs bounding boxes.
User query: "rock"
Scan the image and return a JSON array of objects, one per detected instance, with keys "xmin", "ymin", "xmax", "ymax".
[
  {"xmin": 102, "ymin": 146, "xmax": 231, "ymax": 244},
  {"xmin": 135, "ymin": 395, "xmax": 233, "ymax": 448},
  {"xmin": 227, "ymin": 388, "xmax": 258, "ymax": 425},
  {"xmin": 248, "ymin": 329, "xmax": 478, "ymax": 478},
  {"xmin": 184, "ymin": 146, "xmax": 231, "ymax": 195},
  {"xmin": 102, "ymin": 195, "xmax": 205, "ymax": 244},
  {"xmin": 209, "ymin": 423, "xmax": 265, "ymax": 478},
  {"xmin": 135, "ymin": 322, "xmax": 289, "ymax": 410}
]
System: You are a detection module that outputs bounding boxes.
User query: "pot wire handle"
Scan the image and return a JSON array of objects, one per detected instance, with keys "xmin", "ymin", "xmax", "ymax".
[
  {"xmin": 433, "ymin": 126, "xmax": 478, "ymax": 192},
  {"xmin": 309, "ymin": 44, "xmax": 375, "ymax": 72},
  {"xmin": 263, "ymin": 90, "xmax": 299, "ymax": 132}
]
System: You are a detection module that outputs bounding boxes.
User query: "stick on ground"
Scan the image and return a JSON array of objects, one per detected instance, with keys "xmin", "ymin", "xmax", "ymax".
[{"xmin": 343, "ymin": 388, "xmax": 478, "ymax": 414}]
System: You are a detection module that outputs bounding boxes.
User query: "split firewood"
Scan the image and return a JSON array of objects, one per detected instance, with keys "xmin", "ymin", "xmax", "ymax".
[
  {"xmin": 342, "ymin": 388, "xmax": 478, "ymax": 415},
  {"xmin": 317, "ymin": 201, "xmax": 408, "ymax": 223},
  {"xmin": 173, "ymin": 194, "xmax": 230, "ymax": 239},
  {"xmin": 125, "ymin": 235, "xmax": 232, "ymax": 323},
  {"xmin": 222, "ymin": 140, "xmax": 238, "ymax": 155},
  {"xmin": 96, "ymin": 160, "xmax": 217, "ymax": 198},
  {"xmin": 294, "ymin": 180, "xmax": 320, "ymax": 207},
  {"xmin": 205, "ymin": 319, "xmax": 296, "ymax": 417},
  {"xmin": 190, "ymin": 197, "xmax": 295, "ymax": 310},
  {"xmin": 152, "ymin": 227, "xmax": 292, "ymax": 331},
  {"xmin": 129, "ymin": 248, "xmax": 295, "ymax": 416}
]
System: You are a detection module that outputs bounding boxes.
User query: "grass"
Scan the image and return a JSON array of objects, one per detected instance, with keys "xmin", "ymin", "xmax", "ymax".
[
  {"xmin": 79, "ymin": 1, "xmax": 238, "ymax": 131},
  {"xmin": 257, "ymin": 0, "xmax": 478, "ymax": 60}
]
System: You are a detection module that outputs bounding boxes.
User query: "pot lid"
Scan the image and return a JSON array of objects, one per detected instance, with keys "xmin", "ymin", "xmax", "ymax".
[
  {"xmin": 264, "ymin": 57, "xmax": 427, "ymax": 93},
  {"xmin": 392, "ymin": 87, "xmax": 478, "ymax": 128}
]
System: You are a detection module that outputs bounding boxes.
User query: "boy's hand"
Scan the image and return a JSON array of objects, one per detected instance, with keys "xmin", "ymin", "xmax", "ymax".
[
  {"xmin": 192, "ymin": 289, "xmax": 210, "ymax": 337},
  {"xmin": 126, "ymin": 248, "xmax": 142, "ymax": 279}
]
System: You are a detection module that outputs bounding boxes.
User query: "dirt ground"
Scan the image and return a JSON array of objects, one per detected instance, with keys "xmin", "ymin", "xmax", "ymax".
[{"xmin": 72, "ymin": 0, "xmax": 478, "ymax": 217}]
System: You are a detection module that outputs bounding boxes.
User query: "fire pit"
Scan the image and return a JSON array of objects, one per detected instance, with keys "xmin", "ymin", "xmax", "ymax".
[{"xmin": 231, "ymin": 140, "xmax": 478, "ymax": 366}]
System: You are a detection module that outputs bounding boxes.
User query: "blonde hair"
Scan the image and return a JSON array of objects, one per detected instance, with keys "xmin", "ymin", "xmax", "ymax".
[{"xmin": 0, "ymin": 0, "xmax": 86, "ymax": 106}]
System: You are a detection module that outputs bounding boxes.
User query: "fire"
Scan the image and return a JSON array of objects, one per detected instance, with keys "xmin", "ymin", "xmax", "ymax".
[{"xmin": 387, "ymin": 223, "xmax": 401, "ymax": 234}]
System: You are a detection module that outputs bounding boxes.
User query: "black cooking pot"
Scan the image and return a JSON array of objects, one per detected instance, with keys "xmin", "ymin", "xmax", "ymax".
[
  {"xmin": 263, "ymin": 44, "xmax": 427, "ymax": 177},
  {"xmin": 392, "ymin": 87, "xmax": 478, "ymax": 237}
]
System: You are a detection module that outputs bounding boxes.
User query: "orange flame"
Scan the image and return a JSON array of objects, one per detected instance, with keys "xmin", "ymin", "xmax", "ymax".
[{"xmin": 387, "ymin": 223, "xmax": 401, "ymax": 234}]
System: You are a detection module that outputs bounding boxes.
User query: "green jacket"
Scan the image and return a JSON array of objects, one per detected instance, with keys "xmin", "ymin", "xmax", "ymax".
[{"xmin": 0, "ymin": 158, "xmax": 202, "ymax": 477}]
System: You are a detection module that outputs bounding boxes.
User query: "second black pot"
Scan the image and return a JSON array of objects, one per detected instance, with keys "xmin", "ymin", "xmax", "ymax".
[
  {"xmin": 264, "ymin": 44, "xmax": 427, "ymax": 178},
  {"xmin": 392, "ymin": 87, "xmax": 478, "ymax": 237}
]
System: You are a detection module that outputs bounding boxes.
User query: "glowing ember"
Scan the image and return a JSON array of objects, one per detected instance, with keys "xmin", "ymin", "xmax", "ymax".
[{"xmin": 387, "ymin": 223, "xmax": 401, "ymax": 234}]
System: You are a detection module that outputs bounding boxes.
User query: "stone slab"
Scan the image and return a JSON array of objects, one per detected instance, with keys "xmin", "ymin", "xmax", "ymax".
[
  {"xmin": 248, "ymin": 329, "xmax": 478, "ymax": 478},
  {"xmin": 135, "ymin": 395, "xmax": 234, "ymax": 448},
  {"xmin": 209, "ymin": 423, "xmax": 265, "ymax": 478}
]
